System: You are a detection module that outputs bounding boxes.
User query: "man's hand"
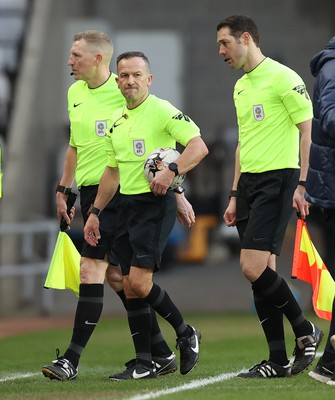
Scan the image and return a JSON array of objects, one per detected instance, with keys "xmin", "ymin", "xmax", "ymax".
[
  {"xmin": 175, "ymin": 192, "xmax": 195, "ymax": 228},
  {"xmin": 150, "ymin": 169, "xmax": 174, "ymax": 196},
  {"xmin": 293, "ymin": 186, "xmax": 310, "ymax": 220},
  {"xmin": 60, "ymin": 206, "xmax": 76, "ymax": 231},
  {"xmin": 84, "ymin": 214, "xmax": 101, "ymax": 246},
  {"xmin": 223, "ymin": 198, "xmax": 237, "ymax": 227},
  {"xmin": 56, "ymin": 192, "xmax": 74, "ymax": 228}
]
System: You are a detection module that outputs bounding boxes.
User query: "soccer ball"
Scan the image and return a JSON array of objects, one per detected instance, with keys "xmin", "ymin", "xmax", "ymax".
[{"xmin": 144, "ymin": 147, "xmax": 186, "ymax": 189}]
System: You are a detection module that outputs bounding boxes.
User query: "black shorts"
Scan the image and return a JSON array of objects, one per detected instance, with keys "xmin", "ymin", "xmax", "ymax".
[
  {"xmin": 236, "ymin": 169, "xmax": 299, "ymax": 255},
  {"xmin": 80, "ymin": 185, "xmax": 119, "ymax": 265},
  {"xmin": 113, "ymin": 190, "xmax": 177, "ymax": 275}
]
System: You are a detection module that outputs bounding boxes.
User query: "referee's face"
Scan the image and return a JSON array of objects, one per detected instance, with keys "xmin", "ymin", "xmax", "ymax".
[
  {"xmin": 217, "ymin": 27, "xmax": 247, "ymax": 70},
  {"xmin": 116, "ymin": 57, "xmax": 153, "ymax": 109},
  {"xmin": 68, "ymin": 39, "xmax": 98, "ymax": 82}
]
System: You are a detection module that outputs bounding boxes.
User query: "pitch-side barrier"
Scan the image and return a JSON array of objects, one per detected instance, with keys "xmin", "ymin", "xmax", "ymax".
[{"xmin": 0, "ymin": 220, "xmax": 58, "ymax": 314}]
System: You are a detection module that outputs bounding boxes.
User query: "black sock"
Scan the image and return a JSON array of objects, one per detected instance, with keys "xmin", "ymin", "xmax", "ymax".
[
  {"xmin": 253, "ymin": 289, "xmax": 288, "ymax": 366},
  {"xmin": 127, "ymin": 298, "xmax": 152, "ymax": 367},
  {"xmin": 64, "ymin": 283, "xmax": 104, "ymax": 368},
  {"xmin": 149, "ymin": 306, "xmax": 172, "ymax": 357},
  {"xmin": 252, "ymin": 267, "xmax": 311, "ymax": 338},
  {"xmin": 145, "ymin": 283, "xmax": 191, "ymax": 338},
  {"xmin": 116, "ymin": 289, "xmax": 127, "ymax": 309},
  {"xmin": 118, "ymin": 289, "xmax": 171, "ymax": 357}
]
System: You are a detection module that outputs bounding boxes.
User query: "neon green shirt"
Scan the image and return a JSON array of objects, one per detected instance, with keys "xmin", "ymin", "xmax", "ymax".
[
  {"xmin": 105, "ymin": 94, "xmax": 201, "ymax": 195},
  {"xmin": 234, "ymin": 58, "xmax": 313, "ymax": 173},
  {"xmin": 68, "ymin": 73, "xmax": 124, "ymax": 186}
]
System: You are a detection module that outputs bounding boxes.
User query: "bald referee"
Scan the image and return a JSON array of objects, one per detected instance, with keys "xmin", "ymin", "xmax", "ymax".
[
  {"xmin": 84, "ymin": 51, "xmax": 208, "ymax": 379},
  {"xmin": 217, "ymin": 15, "xmax": 323, "ymax": 378}
]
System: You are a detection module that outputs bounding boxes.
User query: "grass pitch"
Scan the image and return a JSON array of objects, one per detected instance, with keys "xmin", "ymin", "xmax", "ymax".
[{"xmin": 0, "ymin": 313, "xmax": 333, "ymax": 399}]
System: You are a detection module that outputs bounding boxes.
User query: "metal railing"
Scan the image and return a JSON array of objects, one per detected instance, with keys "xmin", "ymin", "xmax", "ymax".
[{"xmin": 0, "ymin": 220, "xmax": 59, "ymax": 314}]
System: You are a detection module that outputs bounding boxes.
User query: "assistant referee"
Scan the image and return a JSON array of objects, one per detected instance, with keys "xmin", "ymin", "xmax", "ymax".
[{"xmin": 217, "ymin": 15, "xmax": 323, "ymax": 378}]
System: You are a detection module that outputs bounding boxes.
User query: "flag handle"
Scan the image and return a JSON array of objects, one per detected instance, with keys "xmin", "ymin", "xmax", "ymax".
[
  {"xmin": 60, "ymin": 192, "xmax": 77, "ymax": 231},
  {"xmin": 291, "ymin": 217, "xmax": 304, "ymax": 279}
]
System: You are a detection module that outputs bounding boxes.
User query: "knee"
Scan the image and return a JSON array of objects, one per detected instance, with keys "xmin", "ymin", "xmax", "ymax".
[
  {"xmin": 128, "ymin": 279, "xmax": 144, "ymax": 297},
  {"xmin": 123, "ymin": 278, "xmax": 132, "ymax": 297},
  {"xmin": 80, "ymin": 257, "xmax": 107, "ymax": 284},
  {"xmin": 106, "ymin": 265, "xmax": 124, "ymax": 291},
  {"xmin": 126, "ymin": 279, "xmax": 150, "ymax": 298},
  {"xmin": 240, "ymin": 262, "xmax": 254, "ymax": 281},
  {"xmin": 80, "ymin": 259, "xmax": 91, "ymax": 283},
  {"xmin": 240, "ymin": 250, "xmax": 270, "ymax": 282},
  {"xmin": 240, "ymin": 257, "xmax": 260, "ymax": 282}
]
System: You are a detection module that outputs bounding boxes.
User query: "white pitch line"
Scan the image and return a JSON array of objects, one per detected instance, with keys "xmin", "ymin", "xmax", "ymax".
[
  {"xmin": 124, "ymin": 351, "xmax": 324, "ymax": 400},
  {"xmin": 0, "ymin": 372, "xmax": 40, "ymax": 383},
  {"xmin": 125, "ymin": 372, "xmax": 238, "ymax": 400},
  {"xmin": 0, "ymin": 352, "xmax": 323, "ymax": 393}
]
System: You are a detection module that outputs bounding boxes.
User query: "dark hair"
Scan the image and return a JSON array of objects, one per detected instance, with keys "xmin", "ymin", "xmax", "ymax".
[
  {"xmin": 116, "ymin": 51, "xmax": 150, "ymax": 68},
  {"xmin": 216, "ymin": 15, "xmax": 260, "ymax": 47}
]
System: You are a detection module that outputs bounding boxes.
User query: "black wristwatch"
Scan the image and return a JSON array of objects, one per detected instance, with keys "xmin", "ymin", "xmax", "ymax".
[
  {"xmin": 173, "ymin": 185, "xmax": 185, "ymax": 194},
  {"xmin": 229, "ymin": 189, "xmax": 238, "ymax": 199},
  {"xmin": 56, "ymin": 184, "xmax": 72, "ymax": 195},
  {"xmin": 168, "ymin": 162, "xmax": 179, "ymax": 176},
  {"xmin": 88, "ymin": 205, "xmax": 101, "ymax": 217}
]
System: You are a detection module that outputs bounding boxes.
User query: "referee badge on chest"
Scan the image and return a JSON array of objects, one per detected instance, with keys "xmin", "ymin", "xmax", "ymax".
[
  {"xmin": 95, "ymin": 120, "xmax": 107, "ymax": 137},
  {"xmin": 253, "ymin": 105, "xmax": 265, "ymax": 121},
  {"xmin": 133, "ymin": 140, "xmax": 145, "ymax": 156}
]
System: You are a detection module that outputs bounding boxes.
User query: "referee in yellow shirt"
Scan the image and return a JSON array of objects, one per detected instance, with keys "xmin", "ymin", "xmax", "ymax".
[{"xmin": 217, "ymin": 15, "xmax": 322, "ymax": 378}]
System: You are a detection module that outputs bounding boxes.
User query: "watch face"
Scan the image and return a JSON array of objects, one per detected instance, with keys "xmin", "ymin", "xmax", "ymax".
[
  {"xmin": 169, "ymin": 162, "xmax": 178, "ymax": 174},
  {"xmin": 174, "ymin": 186, "xmax": 185, "ymax": 194}
]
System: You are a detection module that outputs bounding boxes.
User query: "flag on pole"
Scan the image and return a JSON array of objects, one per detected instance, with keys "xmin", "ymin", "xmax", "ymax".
[
  {"xmin": 291, "ymin": 218, "xmax": 335, "ymax": 320},
  {"xmin": 44, "ymin": 231, "xmax": 80, "ymax": 296}
]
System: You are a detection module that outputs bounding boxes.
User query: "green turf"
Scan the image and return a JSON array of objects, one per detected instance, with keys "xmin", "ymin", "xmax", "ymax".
[{"xmin": 0, "ymin": 313, "xmax": 333, "ymax": 399}]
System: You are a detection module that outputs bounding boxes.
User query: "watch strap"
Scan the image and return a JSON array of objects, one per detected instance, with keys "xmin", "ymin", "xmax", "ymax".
[
  {"xmin": 229, "ymin": 190, "xmax": 238, "ymax": 199},
  {"xmin": 56, "ymin": 184, "xmax": 72, "ymax": 195},
  {"xmin": 88, "ymin": 205, "xmax": 101, "ymax": 217}
]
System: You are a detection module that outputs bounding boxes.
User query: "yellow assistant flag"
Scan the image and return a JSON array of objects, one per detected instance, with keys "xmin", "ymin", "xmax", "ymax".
[
  {"xmin": 291, "ymin": 218, "xmax": 335, "ymax": 320},
  {"xmin": 44, "ymin": 231, "xmax": 80, "ymax": 296}
]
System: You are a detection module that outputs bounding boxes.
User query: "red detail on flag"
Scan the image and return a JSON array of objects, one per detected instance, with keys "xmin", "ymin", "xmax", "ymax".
[{"xmin": 292, "ymin": 218, "xmax": 334, "ymax": 320}]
